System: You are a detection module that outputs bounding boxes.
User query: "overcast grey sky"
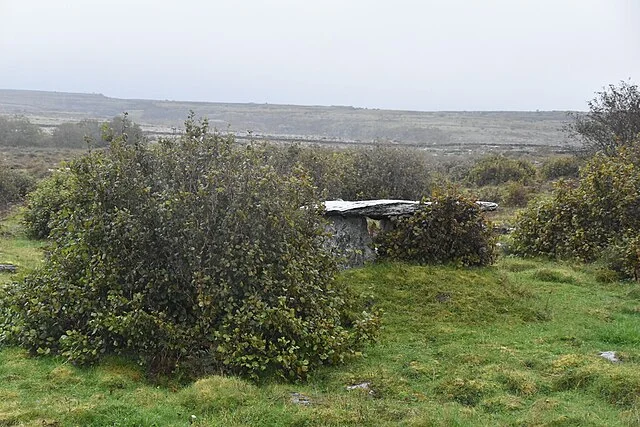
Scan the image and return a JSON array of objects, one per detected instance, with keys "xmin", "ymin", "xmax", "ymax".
[{"xmin": 1, "ymin": 0, "xmax": 638, "ymax": 111}]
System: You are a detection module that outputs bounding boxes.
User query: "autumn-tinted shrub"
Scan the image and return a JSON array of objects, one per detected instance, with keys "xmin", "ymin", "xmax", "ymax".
[
  {"xmin": 512, "ymin": 146, "xmax": 640, "ymax": 269},
  {"xmin": 467, "ymin": 155, "xmax": 536, "ymax": 186},
  {"xmin": 375, "ymin": 189, "xmax": 496, "ymax": 266},
  {"xmin": 2, "ymin": 116, "xmax": 379, "ymax": 381}
]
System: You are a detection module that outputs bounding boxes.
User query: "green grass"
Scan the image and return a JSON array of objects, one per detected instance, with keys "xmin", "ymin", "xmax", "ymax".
[
  {"xmin": 0, "ymin": 212, "xmax": 639, "ymax": 425},
  {"xmin": 0, "ymin": 208, "xmax": 45, "ymax": 286}
]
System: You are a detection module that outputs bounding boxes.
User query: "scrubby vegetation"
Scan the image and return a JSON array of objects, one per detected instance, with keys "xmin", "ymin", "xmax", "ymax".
[
  {"xmin": 0, "ymin": 114, "xmax": 143, "ymax": 149},
  {"xmin": 0, "ymin": 115, "xmax": 47, "ymax": 147},
  {"xmin": 466, "ymin": 154, "xmax": 536, "ymax": 187},
  {"xmin": 268, "ymin": 143, "xmax": 433, "ymax": 200},
  {"xmin": 512, "ymin": 144, "xmax": 640, "ymax": 278},
  {"xmin": 540, "ymin": 155, "xmax": 581, "ymax": 181},
  {"xmin": 0, "ymin": 161, "xmax": 35, "ymax": 212},
  {"xmin": 2, "ymin": 116, "xmax": 379, "ymax": 381},
  {"xmin": 375, "ymin": 190, "xmax": 496, "ymax": 266}
]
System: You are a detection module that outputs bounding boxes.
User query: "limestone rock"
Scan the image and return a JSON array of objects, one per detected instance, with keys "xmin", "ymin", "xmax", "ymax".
[
  {"xmin": 324, "ymin": 199, "xmax": 497, "ymax": 219},
  {"xmin": 325, "ymin": 215, "xmax": 375, "ymax": 268},
  {"xmin": 0, "ymin": 264, "xmax": 17, "ymax": 273},
  {"xmin": 599, "ymin": 351, "xmax": 621, "ymax": 363}
]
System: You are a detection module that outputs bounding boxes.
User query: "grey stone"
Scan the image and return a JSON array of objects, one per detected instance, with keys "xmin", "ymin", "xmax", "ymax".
[
  {"xmin": 598, "ymin": 351, "xmax": 620, "ymax": 363},
  {"xmin": 0, "ymin": 264, "xmax": 17, "ymax": 273},
  {"xmin": 290, "ymin": 392, "xmax": 312, "ymax": 405},
  {"xmin": 346, "ymin": 382, "xmax": 375, "ymax": 395},
  {"xmin": 325, "ymin": 215, "xmax": 375, "ymax": 268}
]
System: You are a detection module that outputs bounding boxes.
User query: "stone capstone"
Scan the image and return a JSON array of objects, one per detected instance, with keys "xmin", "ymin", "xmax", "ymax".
[{"xmin": 324, "ymin": 199, "xmax": 497, "ymax": 219}]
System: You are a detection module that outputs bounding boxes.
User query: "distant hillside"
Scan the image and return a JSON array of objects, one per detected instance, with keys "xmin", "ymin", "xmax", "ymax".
[{"xmin": 0, "ymin": 89, "xmax": 575, "ymax": 152}]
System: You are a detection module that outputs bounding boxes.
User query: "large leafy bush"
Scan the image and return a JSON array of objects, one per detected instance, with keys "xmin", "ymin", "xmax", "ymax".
[
  {"xmin": 374, "ymin": 190, "xmax": 496, "ymax": 266},
  {"xmin": 2, "ymin": 116, "xmax": 379, "ymax": 380},
  {"xmin": 512, "ymin": 145, "xmax": 640, "ymax": 273}
]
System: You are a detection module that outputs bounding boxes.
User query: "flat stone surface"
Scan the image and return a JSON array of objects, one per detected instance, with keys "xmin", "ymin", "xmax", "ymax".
[{"xmin": 324, "ymin": 199, "xmax": 497, "ymax": 219}]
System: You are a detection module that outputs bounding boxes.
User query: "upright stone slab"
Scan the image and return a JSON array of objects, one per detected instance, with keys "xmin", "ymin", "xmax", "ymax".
[{"xmin": 325, "ymin": 215, "xmax": 375, "ymax": 268}]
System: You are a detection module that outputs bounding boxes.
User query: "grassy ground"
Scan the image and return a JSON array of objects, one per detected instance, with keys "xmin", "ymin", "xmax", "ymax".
[
  {"xmin": 0, "ymin": 212, "xmax": 639, "ymax": 426},
  {"xmin": 0, "ymin": 209, "xmax": 45, "ymax": 280}
]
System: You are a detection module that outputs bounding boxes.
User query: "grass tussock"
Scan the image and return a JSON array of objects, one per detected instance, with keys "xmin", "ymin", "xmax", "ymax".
[{"xmin": 531, "ymin": 268, "xmax": 579, "ymax": 284}]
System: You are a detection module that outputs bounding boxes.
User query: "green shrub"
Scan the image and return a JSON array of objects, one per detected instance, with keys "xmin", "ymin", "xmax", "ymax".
[
  {"xmin": 1, "ymin": 116, "xmax": 379, "ymax": 381},
  {"xmin": 50, "ymin": 120, "xmax": 103, "ymax": 148},
  {"xmin": 345, "ymin": 145, "xmax": 432, "ymax": 200},
  {"xmin": 467, "ymin": 155, "xmax": 536, "ymax": 186},
  {"xmin": 469, "ymin": 185, "xmax": 503, "ymax": 205},
  {"xmin": 467, "ymin": 181, "xmax": 533, "ymax": 208},
  {"xmin": 595, "ymin": 236, "xmax": 640, "ymax": 280},
  {"xmin": 512, "ymin": 146, "xmax": 640, "ymax": 266},
  {"xmin": 374, "ymin": 189, "xmax": 496, "ymax": 266},
  {"xmin": 267, "ymin": 144, "xmax": 432, "ymax": 201},
  {"xmin": 0, "ymin": 116, "xmax": 46, "ymax": 147},
  {"xmin": 23, "ymin": 168, "xmax": 77, "ymax": 238},
  {"xmin": 540, "ymin": 156, "xmax": 581, "ymax": 181},
  {"xmin": 502, "ymin": 181, "xmax": 533, "ymax": 208},
  {"xmin": 267, "ymin": 144, "xmax": 356, "ymax": 200},
  {"xmin": 0, "ymin": 161, "xmax": 35, "ymax": 210}
]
